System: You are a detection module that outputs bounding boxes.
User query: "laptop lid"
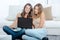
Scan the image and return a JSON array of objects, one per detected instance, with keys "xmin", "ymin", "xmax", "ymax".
[{"xmin": 17, "ymin": 17, "xmax": 32, "ymax": 29}]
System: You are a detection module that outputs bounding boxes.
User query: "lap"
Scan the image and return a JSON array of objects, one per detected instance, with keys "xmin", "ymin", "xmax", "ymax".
[{"xmin": 25, "ymin": 28, "xmax": 47, "ymax": 39}]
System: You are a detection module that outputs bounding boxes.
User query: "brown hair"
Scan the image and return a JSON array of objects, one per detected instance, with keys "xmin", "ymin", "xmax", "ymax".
[
  {"xmin": 21, "ymin": 3, "xmax": 32, "ymax": 18},
  {"xmin": 33, "ymin": 3, "xmax": 43, "ymax": 18}
]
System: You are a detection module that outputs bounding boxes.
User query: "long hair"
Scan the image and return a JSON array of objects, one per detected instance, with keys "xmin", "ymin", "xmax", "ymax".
[
  {"xmin": 21, "ymin": 3, "xmax": 32, "ymax": 18},
  {"xmin": 33, "ymin": 3, "xmax": 43, "ymax": 18}
]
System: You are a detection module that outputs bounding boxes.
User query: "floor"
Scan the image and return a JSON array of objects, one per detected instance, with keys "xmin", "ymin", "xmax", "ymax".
[
  {"xmin": 47, "ymin": 35, "xmax": 60, "ymax": 40},
  {"xmin": 14, "ymin": 35, "xmax": 60, "ymax": 40}
]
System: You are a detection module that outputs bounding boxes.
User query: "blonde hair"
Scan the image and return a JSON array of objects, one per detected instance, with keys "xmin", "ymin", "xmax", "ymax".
[{"xmin": 33, "ymin": 3, "xmax": 43, "ymax": 18}]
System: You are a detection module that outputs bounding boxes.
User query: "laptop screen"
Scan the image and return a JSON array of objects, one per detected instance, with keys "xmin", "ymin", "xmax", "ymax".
[{"xmin": 17, "ymin": 17, "xmax": 32, "ymax": 29}]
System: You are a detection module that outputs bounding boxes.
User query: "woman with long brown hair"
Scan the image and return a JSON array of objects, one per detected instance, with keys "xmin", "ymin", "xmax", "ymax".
[
  {"xmin": 3, "ymin": 3, "xmax": 33, "ymax": 40},
  {"xmin": 22, "ymin": 3, "xmax": 47, "ymax": 40}
]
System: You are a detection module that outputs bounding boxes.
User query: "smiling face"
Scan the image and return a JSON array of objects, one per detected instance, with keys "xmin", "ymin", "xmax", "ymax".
[
  {"xmin": 21, "ymin": 3, "xmax": 32, "ymax": 18},
  {"xmin": 34, "ymin": 6, "xmax": 39, "ymax": 15},
  {"xmin": 25, "ymin": 5, "xmax": 31, "ymax": 14},
  {"xmin": 34, "ymin": 3, "xmax": 43, "ymax": 16}
]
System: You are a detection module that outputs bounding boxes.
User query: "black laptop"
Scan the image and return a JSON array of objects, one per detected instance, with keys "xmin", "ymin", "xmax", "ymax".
[{"xmin": 17, "ymin": 17, "xmax": 32, "ymax": 29}]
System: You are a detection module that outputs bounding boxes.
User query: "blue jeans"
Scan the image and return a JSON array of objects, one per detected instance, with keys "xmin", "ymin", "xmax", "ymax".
[
  {"xmin": 3, "ymin": 26, "xmax": 25, "ymax": 40},
  {"xmin": 22, "ymin": 28, "xmax": 47, "ymax": 40},
  {"xmin": 3, "ymin": 26, "xmax": 47, "ymax": 40}
]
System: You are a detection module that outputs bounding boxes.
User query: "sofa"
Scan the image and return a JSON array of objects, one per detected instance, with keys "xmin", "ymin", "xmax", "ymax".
[
  {"xmin": 0, "ymin": 19, "xmax": 60, "ymax": 40},
  {"xmin": 0, "ymin": 19, "xmax": 49, "ymax": 40}
]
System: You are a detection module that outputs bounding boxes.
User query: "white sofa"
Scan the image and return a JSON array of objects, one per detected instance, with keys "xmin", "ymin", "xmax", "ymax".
[
  {"xmin": 45, "ymin": 21, "xmax": 60, "ymax": 35},
  {"xmin": 0, "ymin": 35, "xmax": 11, "ymax": 40},
  {"xmin": 0, "ymin": 19, "xmax": 60, "ymax": 35},
  {"xmin": 0, "ymin": 6, "xmax": 60, "ymax": 40},
  {"xmin": 0, "ymin": 19, "xmax": 60, "ymax": 40}
]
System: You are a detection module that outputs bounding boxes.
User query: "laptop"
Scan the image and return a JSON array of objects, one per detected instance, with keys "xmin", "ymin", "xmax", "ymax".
[{"xmin": 17, "ymin": 17, "xmax": 32, "ymax": 29}]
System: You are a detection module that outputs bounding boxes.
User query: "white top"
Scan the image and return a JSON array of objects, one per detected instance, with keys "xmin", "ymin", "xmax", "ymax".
[{"xmin": 33, "ymin": 17, "xmax": 41, "ymax": 28}]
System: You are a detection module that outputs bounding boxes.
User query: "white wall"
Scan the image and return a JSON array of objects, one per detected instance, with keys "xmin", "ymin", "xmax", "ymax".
[
  {"xmin": 0, "ymin": 0, "xmax": 60, "ymax": 20},
  {"xmin": 7, "ymin": 0, "xmax": 48, "ymax": 20},
  {"xmin": 52, "ymin": 0, "xmax": 60, "ymax": 17},
  {"xmin": 9, "ymin": 0, "xmax": 48, "ymax": 12},
  {"xmin": 0, "ymin": 0, "xmax": 9, "ymax": 20}
]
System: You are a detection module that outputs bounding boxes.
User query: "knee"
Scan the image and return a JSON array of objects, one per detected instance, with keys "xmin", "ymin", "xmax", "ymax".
[
  {"xmin": 22, "ymin": 35, "xmax": 27, "ymax": 40},
  {"xmin": 22, "ymin": 35, "xmax": 25, "ymax": 40},
  {"xmin": 3, "ymin": 25, "xmax": 8, "ymax": 31},
  {"xmin": 25, "ymin": 29, "xmax": 31, "ymax": 35}
]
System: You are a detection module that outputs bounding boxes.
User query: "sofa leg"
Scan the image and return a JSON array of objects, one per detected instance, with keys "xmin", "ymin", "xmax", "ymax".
[{"xmin": 42, "ymin": 37, "xmax": 49, "ymax": 40}]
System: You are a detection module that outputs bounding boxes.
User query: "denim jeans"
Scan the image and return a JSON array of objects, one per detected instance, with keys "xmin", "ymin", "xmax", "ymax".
[
  {"xmin": 3, "ymin": 26, "xmax": 47, "ymax": 40},
  {"xmin": 22, "ymin": 28, "xmax": 47, "ymax": 40},
  {"xmin": 3, "ymin": 26, "xmax": 25, "ymax": 40}
]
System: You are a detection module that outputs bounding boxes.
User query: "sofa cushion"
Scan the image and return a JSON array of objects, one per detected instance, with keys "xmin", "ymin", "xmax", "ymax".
[{"xmin": 44, "ymin": 6, "xmax": 53, "ymax": 20}]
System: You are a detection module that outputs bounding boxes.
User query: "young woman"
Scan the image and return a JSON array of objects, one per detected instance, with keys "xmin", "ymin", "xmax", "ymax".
[
  {"xmin": 22, "ymin": 3, "xmax": 47, "ymax": 40},
  {"xmin": 3, "ymin": 3, "xmax": 33, "ymax": 40}
]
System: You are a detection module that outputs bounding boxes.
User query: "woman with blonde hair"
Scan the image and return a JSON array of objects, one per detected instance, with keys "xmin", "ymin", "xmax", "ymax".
[{"xmin": 22, "ymin": 3, "xmax": 47, "ymax": 40}]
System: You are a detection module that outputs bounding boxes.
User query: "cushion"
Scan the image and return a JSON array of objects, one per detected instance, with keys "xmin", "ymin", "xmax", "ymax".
[
  {"xmin": 8, "ymin": 6, "xmax": 53, "ymax": 21},
  {"xmin": 44, "ymin": 6, "xmax": 53, "ymax": 20},
  {"xmin": 7, "ymin": 6, "xmax": 22, "ymax": 21}
]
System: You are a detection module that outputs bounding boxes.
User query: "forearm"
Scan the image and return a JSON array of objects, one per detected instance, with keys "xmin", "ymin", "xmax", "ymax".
[
  {"xmin": 39, "ymin": 23, "xmax": 44, "ymax": 28},
  {"xmin": 10, "ymin": 20, "xmax": 17, "ymax": 28},
  {"xmin": 39, "ymin": 12, "xmax": 45, "ymax": 28},
  {"xmin": 10, "ymin": 23, "xmax": 16, "ymax": 28},
  {"xmin": 39, "ymin": 20, "xmax": 45, "ymax": 28}
]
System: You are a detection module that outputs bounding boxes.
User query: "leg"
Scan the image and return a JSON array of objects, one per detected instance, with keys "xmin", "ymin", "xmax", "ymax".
[
  {"xmin": 3, "ymin": 26, "xmax": 17, "ymax": 40},
  {"xmin": 25, "ymin": 28, "xmax": 47, "ymax": 39},
  {"xmin": 3, "ymin": 26, "xmax": 16, "ymax": 36},
  {"xmin": 3, "ymin": 26, "xmax": 25, "ymax": 40},
  {"xmin": 22, "ymin": 35, "xmax": 39, "ymax": 40},
  {"xmin": 15, "ymin": 28, "xmax": 25, "ymax": 39}
]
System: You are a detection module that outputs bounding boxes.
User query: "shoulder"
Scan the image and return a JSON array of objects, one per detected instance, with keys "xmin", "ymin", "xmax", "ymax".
[
  {"xmin": 40, "ymin": 11, "xmax": 45, "ymax": 17},
  {"xmin": 40, "ymin": 11, "xmax": 45, "ymax": 19},
  {"xmin": 16, "ymin": 12, "xmax": 22, "ymax": 17}
]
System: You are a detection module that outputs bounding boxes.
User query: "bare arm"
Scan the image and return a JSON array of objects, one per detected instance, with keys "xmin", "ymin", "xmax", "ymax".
[
  {"xmin": 38, "ymin": 12, "xmax": 45, "ymax": 28},
  {"xmin": 32, "ymin": 23, "xmax": 35, "ymax": 29},
  {"xmin": 10, "ymin": 13, "xmax": 21, "ymax": 28},
  {"xmin": 32, "ymin": 16, "xmax": 35, "ymax": 29}
]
